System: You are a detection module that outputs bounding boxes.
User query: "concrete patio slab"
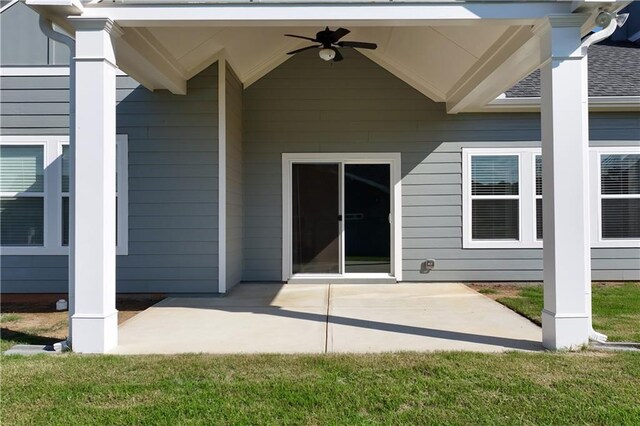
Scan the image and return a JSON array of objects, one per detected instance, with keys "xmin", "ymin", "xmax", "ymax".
[
  {"xmin": 156, "ymin": 284, "xmax": 329, "ymax": 309},
  {"xmin": 328, "ymin": 284, "xmax": 542, "ymax": 353},
  {"xmin": 112, "ymin": 283, "xmax": 543, "ymax": 354},
  {"xmin": 113, "ymin": 305, "xmax": 327, "ymax": 354}
]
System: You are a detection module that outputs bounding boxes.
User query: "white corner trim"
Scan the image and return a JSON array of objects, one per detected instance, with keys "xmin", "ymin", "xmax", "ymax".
[
  {"xmin": 0, "ymin": 67, "xmax": 127, "ymax": 76},
  {"xmin": 116, "ymin": 134, "xmax": 129, "ymax": 256},
  {"xmin": 218, "ymin": 56, "xmax": 227, "ymax": 293},
  {"xmin": 281, "ymin": 152, "xmax": 402, "ymax": 282}
]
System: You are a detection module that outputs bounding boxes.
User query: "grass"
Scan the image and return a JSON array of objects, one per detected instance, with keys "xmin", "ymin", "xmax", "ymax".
[
  {"xmin": 0, "ymin": 295, "xmax": 163, "ymax": 352},
  {"xmin": 2, "ymin": 285, "xmax": 639, "ymax": 424},
  {"xmin": 0, "ymin": 313, "xmax": 22, "ymax": 324},
  {"xmin": 496, "ymin": 282, "xmax": 640, "ymax": 342},
  {"xmin": 2, "ymin": 352, "xmax": 640, "ymax": 425},
  {"xmin": 0, "ymin": 318, "xmax": 68, "ymax": 353}
]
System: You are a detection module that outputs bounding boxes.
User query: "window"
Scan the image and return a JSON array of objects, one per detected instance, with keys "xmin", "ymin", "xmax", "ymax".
[
  {"xmin": 0, "ymin": 145, "xmax": 45, "ymax": 246},
  {"xmin": 464, "ymin": 146, "xmax": 639, "ymax": 249},
  {"xmin": 61, "ymin": 145, "xmax": 70, "ymax": 246},
  {"xmin": 470, "ymin": 155, "xmax": 520, "ymax": 240},
  {"xmin": 463, "ymin": 148, "xmax": 539, "ymax": 248},
  {"xmin": 535, "ymin": 155, "xmax": 543, "ymax": 241},
  {"xmin": 591, "ymin": 147, "xmax": 640, "ymax": 247},
  {"xmin": 0, "ymin": 135, "xmax": 128, "ymax": 255}
]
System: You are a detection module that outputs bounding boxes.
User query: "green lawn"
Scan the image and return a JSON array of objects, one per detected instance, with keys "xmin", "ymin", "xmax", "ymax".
[
  {"xmin": 496, "ymin": 282, "xmax": 640, "ymax": 342},
  {"xmin": 3, "ymin": 284, "xmax": 639, "ymax": 424},
  {"xmin": 2, "ymin": 352, "xmax": 640, "ymax": 425}
]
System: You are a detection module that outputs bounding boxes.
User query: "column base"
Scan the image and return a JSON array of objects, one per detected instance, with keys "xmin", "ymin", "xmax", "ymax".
[
  {"xmin": 541, "ymin": 309, "xmax": 589, "ymax": 350},
  {"xmin": 71, "ymin": 310, "xmax": 118, "ymax": 353}
]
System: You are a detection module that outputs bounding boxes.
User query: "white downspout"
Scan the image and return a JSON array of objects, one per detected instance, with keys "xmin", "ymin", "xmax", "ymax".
[
  {"xmin": 579, "ymin": 11, "xmax": 629, "ymax": 343},
  {"xmin": 38, "ymin": 17, "xmax": 76, "ymax": 347}
]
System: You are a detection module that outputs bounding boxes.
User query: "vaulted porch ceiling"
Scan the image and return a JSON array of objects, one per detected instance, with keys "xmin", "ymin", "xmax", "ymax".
[
  {"xmin": 128, "ymin": 24, "xmax": 513, "ymax": 103},
  {"xmin": 27, "ymin": 1, "xmax": 629, "ymax": 112}
]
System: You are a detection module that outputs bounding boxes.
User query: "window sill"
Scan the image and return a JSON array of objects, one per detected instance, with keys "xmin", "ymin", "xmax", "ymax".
[
  {"xmin": 463, "ymin": 240, "xmax": 543, "ymax": 249},
  {"xmin": 463, "ymin": 241, "xmax": 639, "ymax": 249},
  {"xmin": 591, "ymin": 240, "xmax": 640, "ymax": 249}
]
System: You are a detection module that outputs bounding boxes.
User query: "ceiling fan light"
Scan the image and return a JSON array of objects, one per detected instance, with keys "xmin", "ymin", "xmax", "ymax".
[{"xmin": 319, "ymin": 48, "xmax": 336, "ymax": 61}]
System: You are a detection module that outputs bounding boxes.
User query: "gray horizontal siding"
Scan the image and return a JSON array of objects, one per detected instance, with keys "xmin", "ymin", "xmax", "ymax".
[
  {"xmin": 243, "ymin": 49, "xmax": 640, "ymax": 282},
  {"xmin": 1, "ymin": 65, "xmax": 220, "ymax": 293},
  {"xmin": 0, "ymin": 2, "xmax": 69, "ymax": 66}
]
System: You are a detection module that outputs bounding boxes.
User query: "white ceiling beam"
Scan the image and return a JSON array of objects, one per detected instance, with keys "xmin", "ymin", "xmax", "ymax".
[
  {"xmin": 446, "ymin": 13, "xmax": 596, "ymax": 113},
  {"xmin": 116, "ymin": 27, "xmax": 188, "ymax": 95},
  {"xmin": 79, "ymin": 3, "xmax": 573, "ymax": 27},
  {"xmin": 571, "ymin": 1, "xmax": 632, "ymax": 13},
  {"xmin": 241, "ymin": 49, "xmax": 294, "ymax": 89},
  {"xmin": 358, "ymin": 49, "xmax": 446, "ymax": 102},
  {"xmin": 446, "ymin": 25, "xmax": 538, "ymax": 113}
]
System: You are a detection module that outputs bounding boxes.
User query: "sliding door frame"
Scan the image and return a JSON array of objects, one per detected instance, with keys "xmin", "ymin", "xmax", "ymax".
[{"xmin": 282, "ymin": 153, "xmax": 402, "ymax": 282}]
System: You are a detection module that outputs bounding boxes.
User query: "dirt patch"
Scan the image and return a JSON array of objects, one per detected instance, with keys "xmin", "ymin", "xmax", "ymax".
[
  {"xmin": 1, "ymin": 294, "xmax": 165, "ymax": 343},
  {"xmin": 467, "ymin": 281, "xmax": 629, "ymax": 301},
  {"xmin": 466, "ymin": 283, "xmax": 538, "ymax": 301}
]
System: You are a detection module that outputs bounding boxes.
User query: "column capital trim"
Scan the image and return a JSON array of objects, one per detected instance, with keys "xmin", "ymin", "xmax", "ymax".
[
  {"xmin": 546, "ymin": 13, "xmax": 591, "ymax": 28},
  {"xmin": 533, "ymin": 13, "xmax": 590, "ymax": 37},
  {"xmin": 69, "ymin": 17, "xmax": 124, "ymax": 38},
  {"xmin": 74, "ymin": 57, "xmax": 119, "ymax": 69}
]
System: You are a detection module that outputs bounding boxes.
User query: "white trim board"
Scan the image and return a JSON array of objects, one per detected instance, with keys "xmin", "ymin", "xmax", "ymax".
[
  {"xmin": 217, "ymin": 57, "xmax": 227, "ymax": 293},
  {"xmin": 476, "ymin": 96, "xmax": 640, "ymax": 112},
  {"xmin": 0, "ymin": 67, "xmax": 127, "ymax": 76},
  {"xmin": 281, "ymin": 152, "xmax": 402, "ymax": 282},
  {"xmin": 79, "ymin": 3, "xmax": 573, "ymax": 26}
]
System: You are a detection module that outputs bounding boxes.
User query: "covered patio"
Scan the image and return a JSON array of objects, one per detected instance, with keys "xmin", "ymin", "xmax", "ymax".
[
  {"xmin": 113, "ymin": 283, "xmax": 542, "ymax": 354},
  {"xmin": 23, "ymin": 0, "xmax": 630, "ymax": 353}
]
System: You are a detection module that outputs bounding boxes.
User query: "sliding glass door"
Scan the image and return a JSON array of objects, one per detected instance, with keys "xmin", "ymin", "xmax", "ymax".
[
  {"xmin": 291, "ymin": 162, "xmax": 391, "ymax": 275},
  {"xmin": 344, "ymin": 164, "xmax": 391, "ymax": 273},
  {"xmin": 292, "ymin": 163, "xmax": 340, "ymax": 274}
]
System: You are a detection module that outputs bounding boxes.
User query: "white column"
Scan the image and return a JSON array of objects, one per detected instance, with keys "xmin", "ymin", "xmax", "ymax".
[
  {"xmin": 69, "ymin": 18, "xmax": 122, "ymax": 353},
  {"xmin": 539, "ymin": 15, "xmax": 591, "ymax": 350}
]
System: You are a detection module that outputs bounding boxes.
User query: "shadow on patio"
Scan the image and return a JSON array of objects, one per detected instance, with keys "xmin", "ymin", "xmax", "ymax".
[{"xmin": 111, "ymin": 283, "xmax": 543, "ymax": 354}]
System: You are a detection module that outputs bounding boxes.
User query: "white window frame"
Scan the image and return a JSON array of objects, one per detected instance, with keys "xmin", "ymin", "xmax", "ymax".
[
  {"xmin": 462, "ymin": 147, "xmax": 541, "ymax": 249},
  {"xmin": 590, "ymin": 146, "xmax": 640, "ymax": 248},
  {"xmin": 534, "ymin": 153, "xmax": 543, "ymax": 242},
  {"xmin": 0, "ymin": 139, "xmax": 49, "ymax": 248},
  {"xmin": 0, "ymin": 135, "xmax": 128, "ymax": 255},
  {"xmin": 464, "ymin": 145, "xmax": 640, "ymax": 249}
]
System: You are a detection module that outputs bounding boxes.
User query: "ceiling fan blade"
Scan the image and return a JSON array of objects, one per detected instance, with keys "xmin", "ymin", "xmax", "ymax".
[
  {"xmin": 337, "ymin": 41, "xmax": 378, "ymax": 50},
  {"xmin": 284, "ymin": 34, "xmax": 318, "ymax": 42},
  {"xmin": 286, "ymin": 45, "xmax": 320, "ymax": 55},
  {"xmin": 332, "ymin": 48, "xmax": 344, "ymax": 62},
  {"xmin": 331, "ymin": 27, "xmax": 351, "ymax": 42}
]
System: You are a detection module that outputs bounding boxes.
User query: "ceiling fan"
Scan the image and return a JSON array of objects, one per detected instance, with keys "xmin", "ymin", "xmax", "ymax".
[{"xmin": 285, "ymin": 27, "xmax": 378, "ymax": 62}]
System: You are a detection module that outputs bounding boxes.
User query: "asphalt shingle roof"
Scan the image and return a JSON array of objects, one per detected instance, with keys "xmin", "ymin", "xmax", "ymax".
[{"xmin": 506, "ymin": 40, "xmax": 640, "ymax": 98}]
